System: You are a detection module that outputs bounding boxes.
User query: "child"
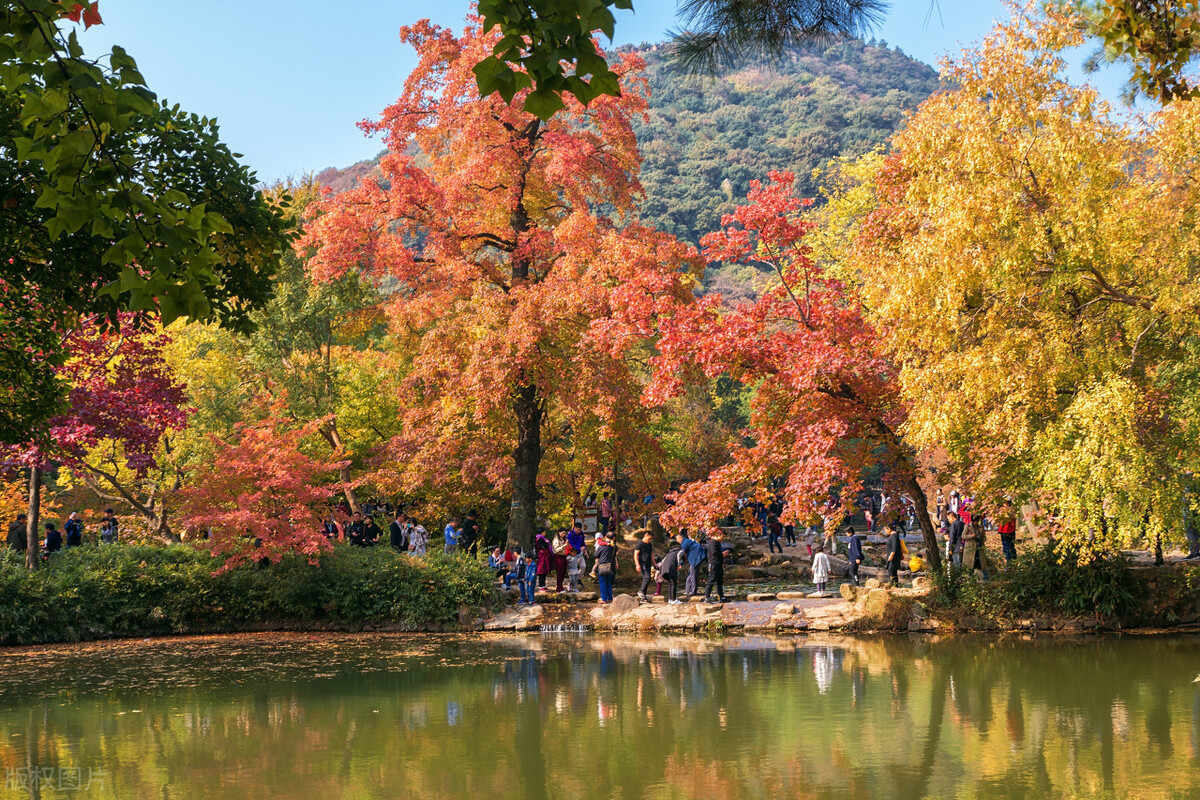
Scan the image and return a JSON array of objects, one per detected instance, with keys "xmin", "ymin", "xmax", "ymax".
[
  {"xmin": 812, "ymin": 548, "xmax": 831, "ymax": 595},
  {"xmin": 522, "ymin": 551, "xmax": 538, "ymax": 604},
  {"xmin": 508, "ymin": 551, "xmax": 526, "ymax": 595},
  {"xmin": 566, "ymin": 546, "xmax": 586, "ymax": 593}
]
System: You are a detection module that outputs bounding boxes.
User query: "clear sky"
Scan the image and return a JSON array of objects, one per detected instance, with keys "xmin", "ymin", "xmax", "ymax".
[{"xmin": 77, "ymin": 1, "xmax": 1128, "ymax": 184}]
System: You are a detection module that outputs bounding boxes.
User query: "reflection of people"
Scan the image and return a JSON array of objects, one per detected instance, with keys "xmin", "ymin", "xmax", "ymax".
[{"xmin": 813, "ymin": 646, "xmax": 835, "ymax": 695}]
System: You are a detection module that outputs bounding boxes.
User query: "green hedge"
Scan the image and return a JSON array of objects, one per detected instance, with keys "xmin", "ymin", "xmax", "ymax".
[{"xmin": 0, "ymin": 545, "xmax": 498, "ymax": 645}]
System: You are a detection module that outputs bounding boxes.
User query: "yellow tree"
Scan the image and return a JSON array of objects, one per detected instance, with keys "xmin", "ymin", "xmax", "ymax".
[{"xmin": 838, "ymin": 3, "xmax": 1200, "ymax": 551}]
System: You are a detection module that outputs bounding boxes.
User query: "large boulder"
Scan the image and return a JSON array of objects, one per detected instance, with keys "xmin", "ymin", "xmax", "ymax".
[
  {"xmin": 774, "ymin": 603, "xmax": 797, "ymax": 615},
  {"xmin": 862, "ymin": 588, "xmax": 891, "ymax": 617},
  {"xmin": 839, "ymin": 583, "xmax": 857, "ymax": 601},
  {"xmin": 609, "ymin": 594, "xmax": 639, "ymax": 614}
]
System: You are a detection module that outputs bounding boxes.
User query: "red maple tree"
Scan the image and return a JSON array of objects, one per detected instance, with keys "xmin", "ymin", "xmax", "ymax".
[
  {"xmin": 635, "ymin": 173, "xmax": 943, "ymax": 569},
  {"xmin": 178, "ymin": 416, "xmax": 343, "ymax": 570}
]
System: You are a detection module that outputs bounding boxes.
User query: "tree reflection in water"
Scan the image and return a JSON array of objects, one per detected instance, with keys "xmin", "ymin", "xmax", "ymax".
[{"xmin": 0, "ymin": 633, "xmax": 1197, "ymax": 799}]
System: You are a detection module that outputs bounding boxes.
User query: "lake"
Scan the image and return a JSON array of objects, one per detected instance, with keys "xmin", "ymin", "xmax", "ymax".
[{"xmin": 0, "ymin": 633, "xmax": 1197, "ymax": 799}]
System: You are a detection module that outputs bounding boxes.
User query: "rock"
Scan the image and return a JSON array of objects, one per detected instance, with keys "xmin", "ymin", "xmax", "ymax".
[
  {"xmin": 864, "ymin": 577, "xmax": 882, "ymax": 590},
  {"xmin": 766, "ymin": 566, "xmax": 788, "ymax": 578},
  {"xmin": 609, "ymin": 594, "xmax": 639, "ymax": 614},
  {"xmin": 649, "ymin": 595, "xmax": 667, "ymax": 603},
  {"xmin": 1061, "ymin": 618, "xmax": 1085, "ymax": 632},
  {"xmin": 696, "ymin": 603, "xmax": 724, "ymax": 614},
  {"xmin": 776, "ymin": 591, "xmax": 808, "ymax": 600},
  {"xmin": 746, "ymin": 592, "xmax": 776, "ymax": 602},
  {"xmin": 688, "ymin": 595, "xmax": 707, "ymax": 603},
  {"xmin": 572, "ymin": 592, "xmax": 598, "ymax": 602},
  {"xmin": 911, "ymin": 602, "xmax": 929, "ymax": 620},
  {"xmin": 748, "ymin": 566, "xmax": 772, "ymax": 578},
  {"xmin": 774, "ymin": 603, "xmax": 796, "ymax": 615},
  {"xmin": 839, "ymin": 583, "xmax": 857, "ymax": 601},
  {"xmin": 806, "ymin": 591, "xmax": 830, "ymax": 599},
  {"xmin": 862, "ymin": 588, "xmax": 891, "ymax": 617},
  {"xmin": 725, "ymin": 566, "xmax": 754, "ymax": 580},
  {"xmin": 912, "ymin": 576, "xmax": 931, "ymax": 591}
]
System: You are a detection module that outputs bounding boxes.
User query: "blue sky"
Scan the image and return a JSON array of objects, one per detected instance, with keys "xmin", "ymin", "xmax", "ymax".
[{"xmin": 78, "ymin": 1, "xmax": 1127, "ymax": 183}]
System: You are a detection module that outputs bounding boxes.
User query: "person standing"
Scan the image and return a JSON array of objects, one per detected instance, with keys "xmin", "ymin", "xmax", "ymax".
[
  {"xmin": 99, "ymin": 508, "xmax": 118, "ymax": 544},
  {"xmin": 946, "ymin": 511, "xmax": 965, "ymax": 567},
  {"xmin": 551, "ymin": 530, "xmax": 569, "ymax": 592},
  {"xmin": 812, "ymin": 548, "xmax": 831, "ymax": 595},
  {"xmin": 43, "ymin": 522, "xmax": 63, "ymax": 556},
  {"xmin": 408, "ymin": 520, "xmax": 429, "ymax": 555},
  {"xmin": 523, "ymin": 551, "xmax": 537, "ymax": 599},
  {"xmin": 567, "ymin": 521, "xmax": 586, "ymax": 573},
  {"xmin": 677, "ymin": 530, "xmax": 704, "ymax": 599},
  {"xmin": 460, "ymin": 511, "xmax": 480, "ymax": 556},
  {"xmin": 885, "ymin": 524, "xmax": 903, "ymax": 585},
  {"xmin": 322, "ymin": 514, "xmax": 343, "ymax": 541},
  {"xmin": 846, "ymin": 526, "xmax": 864, "ymax": 586},
  {"xmin": 703, "ymin": 529, "xmax": 726, "ymax": 602},
  {"xmin": 361, "ymin": 516, "xmax": 382, "ymax": 547},
  {"xmin": 784, "ymin": 521, "xmax": 796, "ymax": 547},
  {"xmin": 592, "ymin": 533, "xmax": 617, "ymax": 603},
  {"xmin": 566, "ymin": 546, "xmax": 586, "ymax": 592},
  {"xmin": 534, "ymin": 529, "xmax": 551, "ymax": 589},
  {"xmin": 443, "ymin": 518, "xmax": 461, "ymax": 554},
  {"xmin": 64, "ymin": 512, "xmax": 84, "ymax": 547},
  {"xmin": 7, "ymin": 513, "xmax": 27, "ymax": 552},
  {"xmin": 347, "ymin": 512, "xmax": 366, "ymax": 547},
  {"xmin": 634, "ymin": 532, "xmax": 655, "ymax": 601},
  {"xmin": 997, "ymin": 511, "xmax": 1017, "ymax": 564},
  {"xmin": 389, "ymin": 513, "xmax": 408, "ymax": 551},
  {"xmin": 598, "ymin": 492, "xmax": 614, "ymax": 535},
  {"xmin": 767, "ymin": 516, "xmax": 784, "ymax": 554}
]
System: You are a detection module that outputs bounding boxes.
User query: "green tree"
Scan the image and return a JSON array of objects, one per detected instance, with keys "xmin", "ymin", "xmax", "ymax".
[{"xmin": 0, "ymin": 0, "xmax": 291, "ymax": 443}]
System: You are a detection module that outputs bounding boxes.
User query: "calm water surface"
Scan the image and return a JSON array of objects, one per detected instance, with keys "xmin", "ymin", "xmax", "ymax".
[{"xmin": 0, "ymin": 633, "xmax": 1198, "ymax": 799}]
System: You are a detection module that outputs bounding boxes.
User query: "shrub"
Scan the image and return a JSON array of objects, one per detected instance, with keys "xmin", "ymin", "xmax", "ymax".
[
  {"xmin": 929, "ymin": 543, "xmax": 1144, "ymax": 621},
  {"xmin": 0, "ymin": 544, "xmax": 497, "ymax": 645}
]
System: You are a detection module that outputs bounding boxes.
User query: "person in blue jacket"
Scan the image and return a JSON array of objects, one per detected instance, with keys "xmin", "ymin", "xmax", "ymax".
[
  {"xmin": 43, "ymin": 522, "xmax": 63, "ymax": 556},
  {"xmin": 846, "ymin": 526, "xmax": 864, "ymax": 586},
  {"xmin": 64, "ymin": 512, "xmax": 84, "ymax": 547},
  {"xmin": 676, "ymin": 529, "xmax": 705, "ymax": 599}
]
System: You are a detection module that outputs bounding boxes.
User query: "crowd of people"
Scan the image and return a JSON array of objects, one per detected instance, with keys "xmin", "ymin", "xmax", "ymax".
[{"xmin": 6, "ymin": 508, "xmax": 120, "ymax": 559}]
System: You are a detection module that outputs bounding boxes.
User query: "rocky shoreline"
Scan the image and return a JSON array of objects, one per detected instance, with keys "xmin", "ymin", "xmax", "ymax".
[{"xmin": 479, "ymin": 577, "xmax": 1192, "ymax": 635}]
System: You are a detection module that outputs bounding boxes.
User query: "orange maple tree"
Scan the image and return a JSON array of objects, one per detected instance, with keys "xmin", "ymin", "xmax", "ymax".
[{"xmin": 300, "ymin": 20, "xmax": 699, "ymax": 549}]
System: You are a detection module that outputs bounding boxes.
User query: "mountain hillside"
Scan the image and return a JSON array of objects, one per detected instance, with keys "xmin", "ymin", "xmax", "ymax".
[{"xmin": 316, "ymin": 38, "xmax": 941, "ymax": 298}]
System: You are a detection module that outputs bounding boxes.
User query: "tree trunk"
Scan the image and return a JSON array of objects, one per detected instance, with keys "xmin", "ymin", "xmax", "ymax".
[
  {"xmin": 25, "ymin": 465, "xmax": 41, "ymax": 570},
  {"xmin": 507, "ymin": 383, "xmax": 543, "ymax": 553},
  {"xmin": 319, "ymin": 420, "xmax": 361, "ymax": 514},
  {"xmin": 903, "ymin": 471, "xmax": 942, "ymax": 573}
]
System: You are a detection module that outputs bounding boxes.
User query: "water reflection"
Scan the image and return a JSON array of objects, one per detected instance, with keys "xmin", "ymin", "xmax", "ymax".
[{"xmin": 0, "ymin": 633, "xmax": 1197, "ymax": 799}]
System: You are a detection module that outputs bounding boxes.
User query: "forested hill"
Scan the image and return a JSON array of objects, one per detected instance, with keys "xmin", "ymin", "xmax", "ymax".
[{"xmin": 316, "ymin": 38, "xmax": 940, "ymax": 296}]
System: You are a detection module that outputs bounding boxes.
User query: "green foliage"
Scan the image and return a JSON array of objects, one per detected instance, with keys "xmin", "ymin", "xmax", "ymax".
[
  {"xmin": 0, "ymin": 1, "xmax": 291, "ymax": 443},
  {"xmin": 1087, "ymin": 0, "xmax": 1200, "ymax": 102},
  {"xmin": 475, "ymin": 0, "xmax": 633, "ymax": 119},
  {"xmin": 0, "ymin": 545, "xmax": 497, "ymax": 645},
  {"xmin": 931, "ymin": 543, "xmax": 1145, "ymax": 621},
  {"xmin": 630, "ymin": 39, "xmax": 938, "ymax": 268},
  {"xmin": 670, "ymin": 0, "xmax": 886, "ymax": 76}
]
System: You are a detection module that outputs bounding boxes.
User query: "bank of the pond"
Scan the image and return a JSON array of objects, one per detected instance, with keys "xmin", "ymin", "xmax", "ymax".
[
  {"xmin": 0, "ymin": 546, "xmax": 498, "ymax": 645},
  {"xmin": 3, "ymin": 545, "xmax": 1197, "ymax": 646}
]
